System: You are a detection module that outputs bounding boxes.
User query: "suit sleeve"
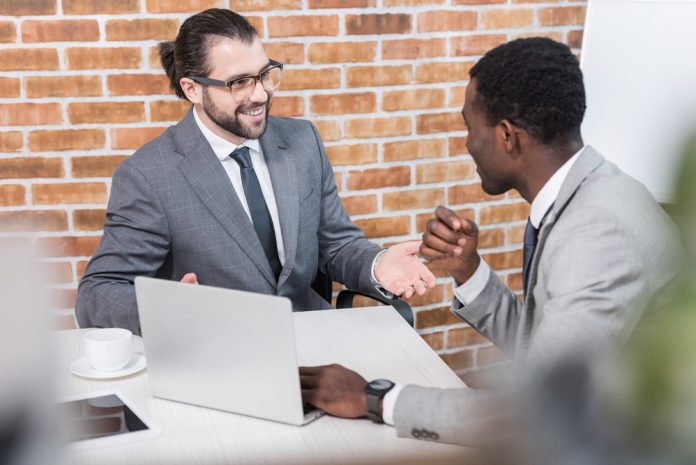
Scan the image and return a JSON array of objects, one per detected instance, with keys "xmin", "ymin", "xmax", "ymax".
[
  {"xmin": 75, "ymin": 161, "xmax": 171, "ymax": 334},
  {"xmin": 307, "ymin": 122, "xmax": 382, "ymax": 293}
]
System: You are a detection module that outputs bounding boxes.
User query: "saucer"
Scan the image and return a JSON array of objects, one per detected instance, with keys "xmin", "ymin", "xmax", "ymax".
[{"xmin": 70, "ymin": 354, "xmax": 146, "ymax": 380}]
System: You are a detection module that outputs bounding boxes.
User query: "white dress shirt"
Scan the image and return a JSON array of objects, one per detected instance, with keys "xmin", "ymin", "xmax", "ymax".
[
  {"xmin": 193, "ymin": 107, "xmax": 285, "ymax": 265},
  {"xmin": 381, "ymin": 146, "xmax": 587, "ymax": 426}
]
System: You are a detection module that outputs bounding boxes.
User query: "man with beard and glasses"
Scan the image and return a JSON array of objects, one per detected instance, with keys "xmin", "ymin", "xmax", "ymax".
[{"xmin": 76, "ymin": 8, "xmax": 435, "ymax": 334}]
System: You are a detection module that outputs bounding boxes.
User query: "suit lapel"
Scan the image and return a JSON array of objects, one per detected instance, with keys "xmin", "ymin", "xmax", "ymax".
[
  {"xmin": 525, "ymin": 146, "xmax": 605, "ymax": 304},
  {"xmin": 173, "ymin": 108, "xmax": 277, "ymax": 287},
  {"xmin": 261, "ymin": 118, "xmax": 299, "ymax": 289}
]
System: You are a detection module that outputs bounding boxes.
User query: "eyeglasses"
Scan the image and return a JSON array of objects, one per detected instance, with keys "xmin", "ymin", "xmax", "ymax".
[{"xmin": 189, "ymin": 60, "xmax": 283, "ymax": 97}]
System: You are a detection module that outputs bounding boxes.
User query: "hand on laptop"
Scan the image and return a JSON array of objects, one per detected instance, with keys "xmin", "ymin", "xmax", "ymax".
[
  {"xmin": 300, "ymin": 364, "xmax": 367, "ymax": 418},
  {"xmin": 180, "ymin": 273, "xmax": 198, "ymax": 284},
  {"xmin": 376, "ymin": 241, "xmax": 436, "ymax": 299}
]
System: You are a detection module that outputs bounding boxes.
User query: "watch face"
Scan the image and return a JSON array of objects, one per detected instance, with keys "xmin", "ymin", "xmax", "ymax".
[{"xmin": 369, "ymin": 379, "xmax": 393, "ymax": 390}]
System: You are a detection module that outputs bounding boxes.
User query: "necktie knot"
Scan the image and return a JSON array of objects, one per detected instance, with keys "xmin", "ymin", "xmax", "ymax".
[{"xmin": 230, "ymin": 146, "xmax": 252, "ymax": 169}]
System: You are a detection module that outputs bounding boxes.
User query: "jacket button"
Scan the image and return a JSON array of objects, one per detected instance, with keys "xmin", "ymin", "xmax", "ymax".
[
  {"xmin": 411, "ymin": 428, "xmax": 422, "ymax": 438},
  {"xmin": 429, "ymin": 431, "xmax": 440, "ymax": 441}
]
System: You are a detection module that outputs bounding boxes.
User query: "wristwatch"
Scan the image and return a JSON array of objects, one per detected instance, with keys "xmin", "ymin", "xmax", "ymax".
[{"xmin": 365, "ymin": 379, "xmax": 395, "ymax": 423}]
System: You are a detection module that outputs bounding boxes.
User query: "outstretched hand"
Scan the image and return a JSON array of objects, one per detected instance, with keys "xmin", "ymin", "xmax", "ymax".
[{"xmin": 375, "ymin": 240, "xmax": 436, "ymax": 299}]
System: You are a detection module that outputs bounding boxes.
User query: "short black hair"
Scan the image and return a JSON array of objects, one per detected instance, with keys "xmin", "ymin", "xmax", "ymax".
[
  {"xmin": 469, "ymin": 37, "xmax": 586, "ymax": 144},
  {"xmin": 159, "ymin": 8, "xmax": 258, "ymax": 99}
]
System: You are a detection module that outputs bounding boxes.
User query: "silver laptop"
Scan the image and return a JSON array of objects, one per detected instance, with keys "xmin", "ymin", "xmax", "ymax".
[{"xmin": 134, "ymin": 276, "xmax": 323, "ymax": 426}]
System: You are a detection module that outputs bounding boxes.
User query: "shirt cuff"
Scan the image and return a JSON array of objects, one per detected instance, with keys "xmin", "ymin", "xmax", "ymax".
[
  {"xmin": 381, "ymin": 383, "xmax": 404, "ymax": 426},
  {"xmin": 370, "ymin": 249, "xmax": 395, "ymax": 299},
  {"xmin": 453, "ymin": 259, "xmax": 490, "ymax": 306}
]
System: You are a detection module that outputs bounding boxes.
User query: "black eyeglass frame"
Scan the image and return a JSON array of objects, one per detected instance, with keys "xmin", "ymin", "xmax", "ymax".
[{"xmin": 188, "ymin": 60, "xmax": 284, "ymax": 92}]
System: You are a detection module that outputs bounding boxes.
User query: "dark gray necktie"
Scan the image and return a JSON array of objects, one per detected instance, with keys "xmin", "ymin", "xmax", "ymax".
[
  {"xmin": 522, "ymin": 218, "xmax": 538, "ymax": 295},
  {"xmin": 229, "ymin": 146, "xmax": 282, "ymax": 280}
]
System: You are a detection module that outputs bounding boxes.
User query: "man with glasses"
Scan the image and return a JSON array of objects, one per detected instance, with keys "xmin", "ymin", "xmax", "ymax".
[{"xmin": 76, "ymin": 8, "xmax": 435, "ymax": 334}]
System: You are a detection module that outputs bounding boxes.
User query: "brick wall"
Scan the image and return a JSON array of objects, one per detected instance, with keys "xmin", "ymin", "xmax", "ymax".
[{"xmin": 0, "ymin": 0, "xmax": 586, "ymax": 377}]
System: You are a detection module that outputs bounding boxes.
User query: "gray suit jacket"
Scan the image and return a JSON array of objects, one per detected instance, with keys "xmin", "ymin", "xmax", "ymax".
[
  {"xmin": 76, "ymin": 109, "xmax": 381, "ymax": 334},
  {"xmin": 394, "ymin": 147, "xmax": 681, "ymax": 445}
]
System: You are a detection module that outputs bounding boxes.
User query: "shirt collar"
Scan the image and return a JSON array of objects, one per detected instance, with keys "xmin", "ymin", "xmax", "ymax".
[
  {"xmin": 193, "ymin": 106, "xmax": 261, "ymax": 161},
  {"xmin": 529, "ymin": 146, "xmax": 586, "ymax": 229}
]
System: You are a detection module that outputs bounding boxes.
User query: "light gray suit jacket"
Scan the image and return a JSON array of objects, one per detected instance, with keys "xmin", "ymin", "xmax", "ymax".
[
  {"xmin": 76, "ymin": 109, "xmax": 381, "ymax": 334},
  {"xmin": 393, "ymin": 147, "xmax": 681, "ymax": 445}
]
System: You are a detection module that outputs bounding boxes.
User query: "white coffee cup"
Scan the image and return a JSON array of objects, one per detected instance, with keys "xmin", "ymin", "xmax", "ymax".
[{"xmin": 84, "ymin": 328, "xmax": 133, "ymax": 372}]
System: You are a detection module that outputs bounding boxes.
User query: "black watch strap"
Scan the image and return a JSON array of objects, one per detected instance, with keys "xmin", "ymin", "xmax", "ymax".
[{"xmin": 365, "ymin": 379, "xmax": 395, "ymax": 424}]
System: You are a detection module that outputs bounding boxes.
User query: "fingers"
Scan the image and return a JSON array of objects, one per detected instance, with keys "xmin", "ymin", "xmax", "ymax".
[
  {"xmin": 396, "ymin": 240, "xmax": 422, "ymax": 255},
  {"xmin": 435, "ymin": 205, "xmax": 463, "ymax": 230},
  {"xmin": 300, "ymin": 374, "xmax": 317, "ymax": 388},
  {"xmin": 180, "ymin": 272, "xmax": 198, "ymax": 284}
]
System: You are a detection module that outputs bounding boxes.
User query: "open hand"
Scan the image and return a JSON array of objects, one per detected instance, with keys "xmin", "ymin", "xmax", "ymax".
[{"xmin": 375, "ymin": 241, "xmax": 436, "ymax": 299}]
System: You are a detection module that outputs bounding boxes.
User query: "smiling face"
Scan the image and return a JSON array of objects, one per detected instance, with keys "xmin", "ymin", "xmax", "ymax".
[
  {"xmin": 195, "ymin": 36, "xmax": 273, "ymax": 143},
  {"xmin": 462, "ymin": 79, "xmax": 516, "ymax": 196}
]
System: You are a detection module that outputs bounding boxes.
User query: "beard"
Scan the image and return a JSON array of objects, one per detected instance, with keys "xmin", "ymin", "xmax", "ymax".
[{"xmin": 201, "ymin": 87, "xmax": 272, "ymax": 140}]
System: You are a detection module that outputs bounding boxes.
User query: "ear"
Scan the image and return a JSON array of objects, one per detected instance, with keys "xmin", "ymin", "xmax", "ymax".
[
  {"xmin": 497, "ymin": 119, "xmax": 524, "ymax": 153},
  {"xmin": 180, "ymin": 77, "xmax": 202, "ymax": 105}
]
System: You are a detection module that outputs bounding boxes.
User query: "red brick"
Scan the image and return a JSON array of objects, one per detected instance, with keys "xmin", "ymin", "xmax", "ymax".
[
  {"xmin": 264, "ymin": 42, "xmax": 304, "ymax": 64},
  {"xmin": 353, "ymin": 215, "xmax": 410, "ymax": 238},
  {"xmin": 0, "ymin": 185, "xmax": 25, "ymax": 206},
  {"xmin": 383, "ymin": 188, "xmax": 444, "ymax": 211},
  {"xmin": 22, "ymin": 20, "xmax": 99, "ymax": 43},
  {"xmin": 0, "ymin": 49, "xmax": 58, "ymax": 71},
  {"xmin": 345, "ymin": 116, "xmax": 411, "ymax": 138},
  {"xmin": 107, "ymin": 74, "xmax": 170, "ymax": 96},
  {"xmin": 346, "ymin": 14, "xmax": 411, "ymax": 35},
  {"xmin": 384, "ymin": 139, "xmax": 445, "ymax": 162},
  {"xmin": 233, "ymin": 0, "xmax": 301, "ymax": 10},
  {"xmin": 76, "ymin": 260, "xmax": 89, "ymax": 279},
  {"xmin": 416, "ymin": 305, "xmax": 461, "ymax": 329},
  {"xmin": 0, "ymin": 103, "xmax": 62, "ymax": 126},
  {"xmin": 449, "ymin": 86, "xmax": 467, "ymax": 107},
  {"xmin": 111, "ymin": 127, "xmax": 166, "ymax": 150},
  {"xmin": 417, "ymin": 11, "xmax": 476, "ymax": 33},
  {"xmin": 71, "ymin": 155, "xmax": 128, "ymax": 178},
  {"xmin": 416, "ymin": 61, "xmax": 474, "ymax": 83},
  {"xmin": 448, "ymin": 136, "xmax": 468, "ymax": 155},
  {"xmin": 0, "ymin": 0, "xmax": 56, "ymax": 15},
  {"xmin": 382, "ymin": 38, "xmax": 445, "ymax": 60},
  {"xmin": 509, "ymin": 223, "xmax": 525, "ymax": 244},
  {"xmin": 478, "ymin": 227, "xmax": 505, "ymax": 249},
  {"xmin": 268, "ymin": 15, "xmax": 338, "ymax": 37},
  {"xmin": 383, "ymin": 88, "xmax": 445, "ymax": 111},
  {"xmin": 477, "ymin": 345, "xmax": 507, "ymax": 365},
  {"xmin": 421, "ymin": 331, "xmax": 444, "ymax": 351},
  {"xmin": 146, "ymin": 0, "xmax": 221, "ymax": 13},
  {"xmin": 311, "ymin": 93, "xmax": 376, "ymax": 115},
  {"xmin": 0, "ymin": 77, "xmax": 19, "ymax": 98},
  {"xmin": 313, "ymin": 120, "xmax": 341, "ymax": 141},
  {"xmin": 0, "ymin": 210, "xmax": 67, "ymax": 232},
  {"xmin": 44, "ymin": 262, "xmax": 73, "ymax": 285},
  {"xmin": 417, "ymin": 160, "xmax": 476, "ymax": 184},
  {"xmin": 448, "ymin": 327, "xmax": 488, "ymax": 347},
  {"xmin": 246, "ymin": 16, "xmax": 264, "ymax": 37},
  {"xmin": 283, "ymin": 68, "xmax": 341, "ymax": 90},
  {"xmin": 340, "ymin": 194, "xmax": 377, "ymax": 215},
  {"xmin": 508, "ymin": 272, "xmax": 523, "ymax": 292},
  {"xmin": 0, "ymin": 157, "xmax": 64, "ymax": 179},
  {"xmin": 73, "ymin": 209, "xmax": 107, "ymax": 231},
  {"xmin": 347, "ymin": 65, "xmax": 412, "ymax": 87},
  {"xmin": 0, "ymin": 132, "xmax": 22, "ymax": 152},
  {"xmin": 38, "ymin": 236, "xmax": 101, "ymax": 257},
  {"xmin": 417, "ymin": 112, "xmax": 466, "ymax": 134},
  {"xmin": 483, "ymin": 250, "xmax": 522, "ymax": 270},
  {"xmin": 310, "ymin": 0, "xmax": 372, "ymax": 7},
  {"xmin": 150, "ymin": 100, "xmax": 191, "ymax": 122},
  {"xmin": 25, "ymin": 76, "xmax": 102, "ymax": 98},
  {"xmin": 455, "ymin": 0, "xmax": 504, "ymax": 3},
  {"xmin": 346, "ymin": 166, "xmax": 410, "ymax": 190},
  {"xmin": 481, "ymin": 9, "xmax": 534, "ymax": 29},
  {"xmin": 568, "ymin": 30, "xmax": 583, "ymax": 49},
  {"xmin": 512, "ymin": 31, "xmax": 563, "ymax": 42},
  {"xmin": 441, "ymin": 349, "xmax": 474, "ymax": 371},
  {"xmin": 29, "ymin": 129, "xmax": 105, "ymax": 152},
  {"xmin": 270, "ymin": 96, "xmax": 303, "ymax": 117},
  {"xmin": 308, "ymin": 41, "xmax": 375, "ymax": 64},
  {"xmin": 106, "ymin": 19, "xmax": 179, "ymax": 41},
  {"xmin": 326, "ymin": 143, "xmax": 377, "ymax": 166},
  {"xmin": 32, "ymin": 182, "xmax": 107, "ymax": 205},
  {"xmin": 0, "ymin": 22, "xmax": 15, "ymax": 43},
  {"xmin": 451, "ymin": 34, "xmax": 507, "ymax": 56},
  {"xmin": 449, "ymin": 183, "xmax": 504, "ymax": 204},
  {"xmin": 480, "ymin": 203, "xmax": 529, "ymax": 225},
  {"xmin": 539, "ymin": 6, "xmax": 587, "ymax": 27},
  {"xmin": 66, "ymin": 47, "xmax": 141, "ymax": 70},
  {"xmin": 385, "ymin": 0, "xmax": 445, "ymax": 5},
  {"xmin": 63, "ymin": 0, "xmax": 139, "ymax": 14},
  {"xmin": 68, "ymin": 102, "xmax": 145, "ymax": 124}
]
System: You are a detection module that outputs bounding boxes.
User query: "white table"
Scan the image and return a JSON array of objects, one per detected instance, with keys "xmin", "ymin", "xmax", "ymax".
[{"xmin": 55, "ymin": 306, "xmax": 469, "ymax": 465}]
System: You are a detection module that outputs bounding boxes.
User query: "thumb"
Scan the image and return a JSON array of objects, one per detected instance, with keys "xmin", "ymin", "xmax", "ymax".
[
  {"xmin": 180, "ymin": 272, "xmax": 198, "ymax": 284},
  {"xmin": 396, "ymin": 240, "xmax": 422, "ymax": 256}
]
